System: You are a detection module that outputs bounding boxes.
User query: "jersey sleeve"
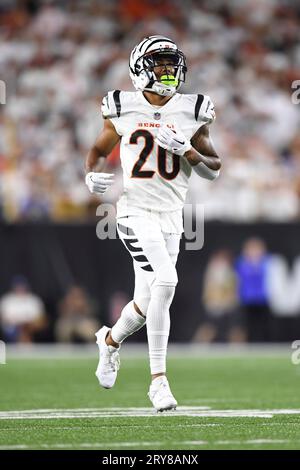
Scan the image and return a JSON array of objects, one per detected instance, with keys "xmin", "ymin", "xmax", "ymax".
[
  {"xmin": 101, "ymin": 90, "xmax": 123, "ymax": 136},
  {"xmin": 194, "ymin": 94, "xmax": 216, "ymax": 125}
]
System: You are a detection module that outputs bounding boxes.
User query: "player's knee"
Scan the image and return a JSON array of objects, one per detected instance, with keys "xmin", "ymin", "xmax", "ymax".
[
  {"xmin": 133, "ymin": 297, "xmax": 150, "ymax": 317},
  {"xmin": 153, "ymin": 263, "xmax": 178, "ymax": 288}
]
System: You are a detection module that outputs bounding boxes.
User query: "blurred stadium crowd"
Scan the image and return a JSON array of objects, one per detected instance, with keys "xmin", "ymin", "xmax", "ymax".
[{"xmin": 0, "ymin": 0, "xmax": 300, "ymax": 222}]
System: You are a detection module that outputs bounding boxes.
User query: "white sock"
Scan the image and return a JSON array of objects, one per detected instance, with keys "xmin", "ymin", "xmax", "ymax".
[
  {"xmin": 146, "ymin": 284, "xmax": 175, "ymax": 375},
  {"xmin": 111, "ymin": 300, "xmax": 146, "ymax": 344}
]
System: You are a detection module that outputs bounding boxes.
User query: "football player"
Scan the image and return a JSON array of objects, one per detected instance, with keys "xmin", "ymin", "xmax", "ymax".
[{"xmin": 85, "ymin": 35, "xmax": 221, "ymax": 411}]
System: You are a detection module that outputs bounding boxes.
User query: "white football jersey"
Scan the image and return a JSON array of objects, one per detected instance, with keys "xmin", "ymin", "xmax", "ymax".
[{"xmin": 101, "ymin": 90, "xmax": 214, "ymax": 216}]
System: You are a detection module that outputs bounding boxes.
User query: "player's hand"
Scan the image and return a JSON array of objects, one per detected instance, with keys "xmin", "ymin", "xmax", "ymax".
[
  {"xmin": 155, "ymin": 124, "xmax": 192, "ymax": 157},
  {"xmin": 85, "ymin": 172, "xmax": 114, "ymax": 194}
]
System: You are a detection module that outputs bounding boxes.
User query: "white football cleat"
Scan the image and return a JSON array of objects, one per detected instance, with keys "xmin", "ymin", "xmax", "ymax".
[
  {"xmin": 95, "ymin": 326, "xmax": 120, "ymax": 389},
  {"xmin": 148, "ymin": 376, "xmax": 178, "ymax": 412}
]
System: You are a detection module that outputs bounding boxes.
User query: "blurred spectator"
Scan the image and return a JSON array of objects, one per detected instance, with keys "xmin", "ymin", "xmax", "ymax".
[
  {"xmin": 0, "ymin": 0, "xmax": 299, "ymax": 222},
  {"xmin": 55, "ymin": 285, "xmax": 100, "ymax": 343},
  {"xmin": 193, "ymin": 250, "xmax": 245, "ymax": 343},
  {"xmin": 235, "ymin": 238, "xmax": 271, "ymax": 342},
  {"xmin": 0, "ymin": 275, "xmax": 46, "ymax": 343},
  {"xmin": 108, "ymin": 290, "xmax": 131, "ymax": 325}
]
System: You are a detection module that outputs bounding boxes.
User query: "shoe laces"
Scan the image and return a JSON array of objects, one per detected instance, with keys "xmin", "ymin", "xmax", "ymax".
[
  {"xmin": 102, "ymin": 348, "xmax": 120, "ymax": 372},
  {"xmin": 151, "ymin": 380, "xmax": 173, "ymax": 400}
]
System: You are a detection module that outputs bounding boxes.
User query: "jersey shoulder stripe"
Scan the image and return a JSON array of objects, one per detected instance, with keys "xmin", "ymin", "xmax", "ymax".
[
  {"xmin": 180, "ymin": 93, "xmax": 214, "ymax": 123},
  {"xmin": 113, "ymin": 90, "xmax": 121, "ymax": 117},
  {"xmin": 101, "ymin": 90, "xmax": 139, "ymax": 119},
  {"xmin": 101, "ymin": 90, "xmax": 121, "ymax": 119},
  {"xmin": 194, "ymin": 94, "xmax": 204, "ymax": 121}
]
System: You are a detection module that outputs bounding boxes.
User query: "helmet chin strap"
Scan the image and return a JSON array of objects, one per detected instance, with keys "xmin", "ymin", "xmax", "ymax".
[{"xmin": 144, "ymin": 81, "xmax": 177, "ymax": 97}]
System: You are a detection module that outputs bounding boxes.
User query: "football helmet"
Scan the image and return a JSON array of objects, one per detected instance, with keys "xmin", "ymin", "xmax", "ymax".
[{"xmin": 129, "ymin": 35, "xmax": 187, "ymax": 97}]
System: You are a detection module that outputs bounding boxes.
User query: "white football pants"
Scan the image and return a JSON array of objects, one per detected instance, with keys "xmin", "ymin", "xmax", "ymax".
[{"xmin": 116, "ymin": 213, "xmax": 181, "ymax": 374}]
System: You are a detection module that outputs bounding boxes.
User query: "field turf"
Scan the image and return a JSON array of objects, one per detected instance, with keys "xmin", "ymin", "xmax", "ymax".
[{"xmin": 0, "ymin": 349, "xmax": 300, "ymax": 450}]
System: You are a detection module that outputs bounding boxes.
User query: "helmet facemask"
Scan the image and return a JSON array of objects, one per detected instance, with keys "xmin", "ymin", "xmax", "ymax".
[{"xmin": 130, "ymin": 47, "xmax": 187, "ymax": 97}]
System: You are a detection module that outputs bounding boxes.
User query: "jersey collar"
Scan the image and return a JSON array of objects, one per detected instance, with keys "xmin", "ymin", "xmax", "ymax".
[{"xmin": 139, "ymin": 91, "xmax": 180, "ymax": 110}]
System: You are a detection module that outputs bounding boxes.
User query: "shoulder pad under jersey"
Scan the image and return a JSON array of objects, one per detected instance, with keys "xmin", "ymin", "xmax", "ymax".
[
  {"xmin": 183, "ymin": 93, "xmax": 216, "ymax": 124},
  {"xmin": 101, "ymin": 90, "xmax": 138, "ymax": 119}
]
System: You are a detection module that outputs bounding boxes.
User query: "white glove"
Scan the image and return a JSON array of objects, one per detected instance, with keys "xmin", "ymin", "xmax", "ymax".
[
  {"xmin": 85, "ymin": 172, "xmax": 114, "ymax": 194},
  {"xmin": 155, "ymin": 124, "xmax": 192, "ymax": 157}
]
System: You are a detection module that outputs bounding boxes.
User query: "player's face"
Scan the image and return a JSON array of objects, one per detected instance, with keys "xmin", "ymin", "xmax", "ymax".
[{"xmin": 153, "ymin": 57, "xmax": 175, "ymax": 79}]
